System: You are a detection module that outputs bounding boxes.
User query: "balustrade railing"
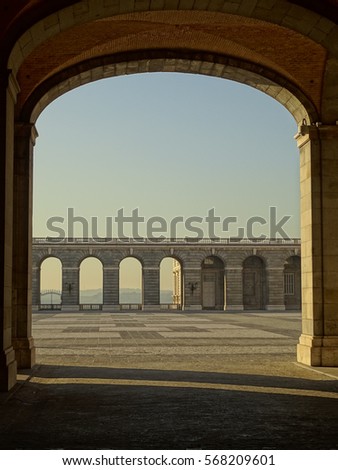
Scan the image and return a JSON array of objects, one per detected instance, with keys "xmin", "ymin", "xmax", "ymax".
[
  {"xmin": 33, "ymin": 237, "xmax": 300, "ymax": 245},
  {"xmin": 39, "ymin": 304, "xmax": 62, "ymax": 311},
  {"xmin": 79, "ymin": 304, "xmax": 103, "ymax": 311},
  {"xmin": 119, "ymin": 304, "xmax": 142, "ymax": 310}
]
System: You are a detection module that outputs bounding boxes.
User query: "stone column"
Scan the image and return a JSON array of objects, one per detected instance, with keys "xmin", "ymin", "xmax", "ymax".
[
  {"xmin": 225, "ymin": 266, "xmax": 244, "ymax": 311},
  {"xmin": 296, "ymin": 124, "xmax": 338, "ymax": 366},
  {"xmin": 266, "ymin": 267, "xmax": 285, "ymax": 311},
  {"xmin": 0, "ymin": 72, "xmax": 19, "ymax": 391},
  {"xmin": 103, "ymin": 266, "xmax": 119, "ymax": 311},
  {"xmin": 12, "ymin": 122, "xmax": 38, "ymax": 368},
  {"xmin": 184, "ymin": 268, "xmax": 202, "ymax": 310},
  {"xmin": 143, "ymin": 267, "xmax": 160, "ymax": 310},
  {"xmin": 173, "ymin": 266, "xmax": 182, "ymax": 306},
  {"xmin": 62, "ymin": 267, "xmax": 79, "ymax": 311},
  {"xmin": 32, "ymin": 265, "xmax": 40, "ymax": 311}
]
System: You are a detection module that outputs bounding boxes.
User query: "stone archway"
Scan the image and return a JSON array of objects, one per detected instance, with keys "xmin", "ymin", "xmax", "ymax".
[
  {"xmin": 79, "ymin": 257, "xmax": 103, "ymax": 308},
  {"xmin": 160, "ymin": 256, "xmax": 183, "ymax": 309},
  {"xmin": 39, "ymin": 257, "xmax": 62, "ymax": 308},
  {"xmin": 119, "ymin": 256, "xmax": 143, "ymax": 309},
  {"xmin": 2, "ymin": 0, "xmax": 338, "ymax": 390}
]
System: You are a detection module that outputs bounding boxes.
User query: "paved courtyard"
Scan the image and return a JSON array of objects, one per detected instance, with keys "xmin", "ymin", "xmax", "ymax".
[
  {"xmin": 1, "ymin": 311, "xmax": 338, "ymax": 449},
  {"xmin": 33, "ymin": 310, "xmax": 303, "ymax": 373}
]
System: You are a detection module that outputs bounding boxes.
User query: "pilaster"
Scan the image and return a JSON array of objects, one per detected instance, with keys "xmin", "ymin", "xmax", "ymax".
[
  {"xmin": 32, "ymin": 265, "xmax": 40, "ymax": 310},
  {"xmin": 296, "ymin": 123, "xmax": 338, "ymax": 365},
  {"xmin": 12, "ymin": 121, "xmax": 38, "ymax": 368},
  {"xmin": 143, "ymin": 267, "xmax": 160, "ymax": 309},
  {"xmin": 184, "ymin": 268, "xmax": 202, "ymax": 311},
  {"xmin": 0, "ymin": 71, "xmax": 19, "ymax": 390},
  {"xmin": 62, "ymin": 266, "xmax": 79, "ymax": 310},
  {"xmin": 103, "ymin": 266, "xmax": 119, "ymax": 311},
  {"xmin": 266, "ymin": 267, "xmax": 285, "ymax": 311},
  {"xmin": 225, "ymin": 265, "xmax": 244, "ymax": 311}
]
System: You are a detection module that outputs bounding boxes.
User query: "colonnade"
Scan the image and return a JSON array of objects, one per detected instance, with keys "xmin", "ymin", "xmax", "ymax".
[{"xmin": 33, "ymin": 240, "xmax": 301, "ymax": 311}]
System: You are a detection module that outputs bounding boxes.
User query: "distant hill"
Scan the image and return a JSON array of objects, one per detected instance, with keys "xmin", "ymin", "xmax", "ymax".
[{"xmin": 42, "ymin": 288, "xmax": 173, "ymax": 304}]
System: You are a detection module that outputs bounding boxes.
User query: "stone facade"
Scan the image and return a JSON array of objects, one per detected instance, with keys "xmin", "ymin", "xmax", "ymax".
[{"xmin": 33, "ymin": 238, "xmax": 301, "ymax": 312}]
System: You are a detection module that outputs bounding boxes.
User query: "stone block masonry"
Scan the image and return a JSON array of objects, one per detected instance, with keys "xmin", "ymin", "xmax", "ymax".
[{"xmin": 32, "ymin": 238, "xmax": 301, "ymax": 312}]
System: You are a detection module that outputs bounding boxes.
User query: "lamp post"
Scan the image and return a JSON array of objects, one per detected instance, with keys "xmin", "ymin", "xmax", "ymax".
[
  {"xmin": 188, "ymin": 281, "xmax": 198, "ymax": 294},
  {"xmin": 65, "ymin": 282, "xmax": 73, "ymax": 294}
]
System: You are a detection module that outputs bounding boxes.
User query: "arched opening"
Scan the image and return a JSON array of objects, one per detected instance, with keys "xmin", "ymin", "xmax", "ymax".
[
  {"xmin": 3, "ymin": 0, "xmax": 338, "ymax": 399},
  {"xmin": 119, "ymin": 257, "xmax": 143, "ymax": 310},
  {"xmin": 79, "ymin": 257, "xmax": 103, "ymax": 310},
  {"xmin": 31, "ymin": 71, "xmax": 301, "ymax": 316},
  {"xmin": 284, "ymin": 255, "xmax": 302, "ymax": 311},
  {"xmin": 243, "ymin": 256, "xmax": 267, "ymax": 310},
  {"xmin": 201, "ymin": 256, "xmax": 225, "ymax": 310},
  {"xmin": 39, "ymin": 257, "xmax": 62, "ymax": 310},
  {"xmin": 160, "ymin": 257, "xmax": 183, "ymax": 310}
]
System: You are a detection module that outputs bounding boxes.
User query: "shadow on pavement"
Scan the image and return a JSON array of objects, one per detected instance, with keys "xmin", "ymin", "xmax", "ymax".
[{"xmin": 0, "ymin": 364, "xmax": 337, "ymax": 449}]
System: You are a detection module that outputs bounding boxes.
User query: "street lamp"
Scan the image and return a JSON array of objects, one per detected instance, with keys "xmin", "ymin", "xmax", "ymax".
[{"xmin": 188, "ymin": 282, "xmax": 198, "ymax": 294}]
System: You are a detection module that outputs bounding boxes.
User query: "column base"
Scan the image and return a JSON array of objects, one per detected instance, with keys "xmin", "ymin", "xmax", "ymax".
[
  {"xmin": 226, "ymin": 305, "xmax": 244, "ymax": 311},
  {"xmin": 184, "ymin": 305, "xmax": 202, "ymax": 311},
  {"xmin": 297, "ymin": 334, "xmax": 338, "ymax": 366},
  {"xmin": 12, "ymin": 337, "xmax": 36, "ymax": 369},
  {"xmin": 102, "ymin": 304, "xmax": 120, "ymax": 312},
  {"xmin": 0, "ymin": 346, "xmax": 17, "ymax": 392},
  {"xmin": 62, "ymin": 305, "xmax": 79, "ymax": 312},
  {"xmin": 266, "ymin": 305, "xmax": 286, "ymax": 311},
  {"xmin": 142, "ymin": 304, "xmax": 161, "ymax": 311}
]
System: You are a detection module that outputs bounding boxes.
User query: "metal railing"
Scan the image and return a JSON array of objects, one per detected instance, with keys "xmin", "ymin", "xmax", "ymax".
[{"xmin": 41, "ymin": 289, "xmax": 62, "ymax": 295}]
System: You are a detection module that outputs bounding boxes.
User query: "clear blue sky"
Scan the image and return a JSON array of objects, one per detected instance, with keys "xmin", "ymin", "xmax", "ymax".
[{"xmin": 34, "ymin": 72, "xmax": 300, "ymax": 290}]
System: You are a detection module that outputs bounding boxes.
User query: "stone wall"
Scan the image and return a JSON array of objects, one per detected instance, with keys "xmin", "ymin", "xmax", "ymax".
[{"xmin": 32, "ymin": 239, "xmax": 301, "ymax": 311}]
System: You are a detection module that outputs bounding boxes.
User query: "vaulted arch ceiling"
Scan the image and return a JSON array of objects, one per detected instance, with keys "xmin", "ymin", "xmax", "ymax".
[{"xmin": 3, "ymin": 1, "xmax": 338, "ymax": 122}]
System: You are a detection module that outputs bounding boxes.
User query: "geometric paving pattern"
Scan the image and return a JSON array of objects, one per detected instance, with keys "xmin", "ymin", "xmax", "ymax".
[
  {"xmin": 1, "ymin": 311, "xmax": 337, "ymax": 450},
  {"xmin": 33, "ymin": 311, "xmax": 301, "ymax": 371}
]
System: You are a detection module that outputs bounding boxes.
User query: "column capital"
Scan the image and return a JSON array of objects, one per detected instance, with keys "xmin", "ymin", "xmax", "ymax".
[
  {"xmin": 295, "ymin": 123, "xmax": 338, "ymax": 148},
  {"xmin": 15, "ymin": 121, "xmax": 39, "ymax": 146}
]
